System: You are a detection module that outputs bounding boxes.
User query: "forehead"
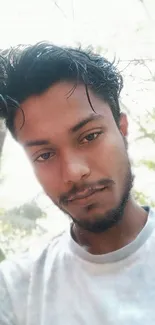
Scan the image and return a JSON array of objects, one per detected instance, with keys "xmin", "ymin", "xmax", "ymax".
[{"xmin": 14, "ymin": 82, "xmax": 112, "ymax": 142}]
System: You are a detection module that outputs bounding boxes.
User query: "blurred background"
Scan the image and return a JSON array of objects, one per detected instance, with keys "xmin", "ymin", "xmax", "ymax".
[{"xmin": 0, "ymin": 0, "xmax": 155, "ymax": 259}]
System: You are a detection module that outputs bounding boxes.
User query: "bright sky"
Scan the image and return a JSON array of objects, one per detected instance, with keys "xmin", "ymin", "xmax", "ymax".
[
  {"xmin": 0, "ymin": 0, "xmax": 154, "ymax": 52},
  {"xmin": 0, "ymin": 0, "xmax": 155, "ymax": 216}
]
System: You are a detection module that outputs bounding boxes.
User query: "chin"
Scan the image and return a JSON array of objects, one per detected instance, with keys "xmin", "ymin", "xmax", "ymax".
[
  {"xmin": 72, "ymin": 215, "xmax": 120, "ymax": 233},
  {"xmin": 71, "ymin": 198, "xmax": 128, "ymax": 233}
]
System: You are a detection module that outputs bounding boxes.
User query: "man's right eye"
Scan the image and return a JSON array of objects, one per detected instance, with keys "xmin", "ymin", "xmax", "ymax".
[{"xmin": 35, "ymin": 152, "xmax": 54, "ymax": 162}]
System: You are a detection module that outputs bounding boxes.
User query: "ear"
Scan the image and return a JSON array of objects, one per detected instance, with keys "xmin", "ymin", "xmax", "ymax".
[{"xmin": 119, "ymin": 113, "xmax": 128, "ymax": 137}]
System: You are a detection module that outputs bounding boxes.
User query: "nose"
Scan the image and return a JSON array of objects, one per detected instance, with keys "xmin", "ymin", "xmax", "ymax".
[{"xmin": 60, "ymin": 153, "xmax": 90, "ymax": 185}]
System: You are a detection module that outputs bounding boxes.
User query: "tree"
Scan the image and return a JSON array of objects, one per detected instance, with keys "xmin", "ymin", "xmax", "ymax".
[
  {"xmin": 6, "ymin": 201, "xmax": 46, "ymax": 223},
  {"xmin": 0, "ymin": 120, "xmax": 5, "ymax": 162},
  {"xmin": 120, "ymin": 56, "xmax": 155, "ymax": 206},
  {"xmin": 0, "ymin": 248, "xmax": 5, "ymax": 262},
  {"xmin": 0, "ymin": 201, "xmax": 47, "ymax": 257},
  {"xmin": 0, "ymin": 120, "xmax": 6, "ymax": 261}
]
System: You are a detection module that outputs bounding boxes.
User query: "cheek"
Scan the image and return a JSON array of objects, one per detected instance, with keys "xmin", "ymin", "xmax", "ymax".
[
  {"xmin": 89, "ymin": 133, "xmax": 127, "ymax": 176},
  {"xmin": 34, "ymin": 164, "xmax": 61, "ymax": 199},
  {"xmin": 105, "ymin": 136, "xmax": 129, "ymax": 182}
]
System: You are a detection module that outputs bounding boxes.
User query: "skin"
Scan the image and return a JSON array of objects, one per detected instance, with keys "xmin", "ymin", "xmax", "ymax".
[{"xmin": 14, "ymin": 82, "xmax": 148, "ymax": 254}]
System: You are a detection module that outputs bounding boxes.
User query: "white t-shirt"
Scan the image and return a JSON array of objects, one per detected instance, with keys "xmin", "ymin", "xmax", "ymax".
[{"xmin": 0, "ymin": 207, "xmax": 155, "ymax": 325}]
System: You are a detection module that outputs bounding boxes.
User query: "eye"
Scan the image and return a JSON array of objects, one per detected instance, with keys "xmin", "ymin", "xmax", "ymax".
[
  {"xmin": 35, "ymin": 152, "xmax": 54, "ymax": 162},
  {"xmin": 80, "ymin": 131, "xmax": 102, "ymax": 144}
]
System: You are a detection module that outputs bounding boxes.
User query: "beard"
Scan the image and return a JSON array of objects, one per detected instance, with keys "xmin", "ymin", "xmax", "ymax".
[
  {"xmin": 52, "ymin": 159, "xmax": 134, "ymax": 234},
  {"xmin": 71, "ymin": 163, "xmax": 134, "ymax": 233}
]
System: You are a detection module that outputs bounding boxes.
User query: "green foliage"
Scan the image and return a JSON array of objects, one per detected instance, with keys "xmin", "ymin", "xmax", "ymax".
[
  {"xmin": 0, "ymin": 249, "xmax": 5, "ymax": 262},
  {"xmin": 0, "ymin": 120, "xmax": 6, "ymax": 157},
  {"xmin": 138, "ymin": 160, "xmax": 155, "ymax": 170},
  {"xmin": 0, "ymin": 201, "xmax": 47, "ymax": 257},
  {"xmin": 135, "ymin": 109, "xmax": 155, "ymax": 143},
  {"xmin": 0, "ymin": 219, "xmax": 45, "ymax": 257},
  {"xmin": 0, "ymin": 208, "xmax": 6, "ymax": 216},
  {"xmin": 6, "ymin": 201, "xmax": 46, "ymax": 221},
  {"xmin": 134, "ymin": 190, "xmax": 155, "ymax": 208}
]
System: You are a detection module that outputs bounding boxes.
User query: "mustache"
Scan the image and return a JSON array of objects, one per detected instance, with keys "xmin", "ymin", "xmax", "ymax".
[{"xmin": 59, "ymin": 178, "xmax": 115, "ymax": 206}]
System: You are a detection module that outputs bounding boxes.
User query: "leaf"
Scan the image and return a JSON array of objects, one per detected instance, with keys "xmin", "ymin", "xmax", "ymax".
[
  {"xmin": 0, "ymin": 249, "xmax": 5, "ymax": 262},
  {"xmin": 139, "ymin": 160, "xmax": 155, "ymax": 170}
]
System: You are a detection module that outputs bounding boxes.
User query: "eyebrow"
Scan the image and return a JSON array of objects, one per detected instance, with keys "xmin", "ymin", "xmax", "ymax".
[
  {"xmin": 24, "ymin": 114, "xmax": 103, "ymax": 147},
  {"xmin": 24, "ymin": 139, "xmax": 50, "ymax": 147},
  {"xmin": 70, "ymin": 114, "xmax": 103, "ymax": 133}
]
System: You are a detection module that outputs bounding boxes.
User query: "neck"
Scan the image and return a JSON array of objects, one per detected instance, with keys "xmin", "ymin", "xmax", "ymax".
[{"xmin": 72, "ymin": 199, "xmax": 148, "ymax": 255}]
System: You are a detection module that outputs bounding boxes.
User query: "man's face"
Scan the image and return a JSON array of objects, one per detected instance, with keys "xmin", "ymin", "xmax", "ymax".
[{"xmin": 15, "ymin": 82, "xmax": 133, "ymax": 232}]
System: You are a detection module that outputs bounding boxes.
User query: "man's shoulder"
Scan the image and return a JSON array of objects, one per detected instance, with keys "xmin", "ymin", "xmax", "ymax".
[
  {"xmin": 0, "ymin": 230, "xmax": 68, "ymax": 324},
  {"xmin": 0, "ymin": 230, "xmax": 68, "ymax": 285}
]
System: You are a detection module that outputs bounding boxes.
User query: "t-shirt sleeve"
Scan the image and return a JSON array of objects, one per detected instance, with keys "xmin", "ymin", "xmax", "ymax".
[
  {"xmin": 0, "ymin": 255, "xmax": 31, "ymax": 325},
  {"xmin": 0, "ymin": 270, "xmax": 17, "ymax": 325},
  {"xmin": 0, "ymin": 239, "xmax": 50, "ymax": 325}
]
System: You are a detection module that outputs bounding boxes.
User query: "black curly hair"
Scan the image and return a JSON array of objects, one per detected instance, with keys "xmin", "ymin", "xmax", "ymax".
[{"xmin": 0, "ymin": 42, "xmax": 123, "ymax": 136}]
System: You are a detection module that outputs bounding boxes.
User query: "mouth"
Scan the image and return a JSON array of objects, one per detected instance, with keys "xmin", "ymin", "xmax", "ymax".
[{"xmin": 68, "ymin": 187, "xmax": 106, "ymax": 204}]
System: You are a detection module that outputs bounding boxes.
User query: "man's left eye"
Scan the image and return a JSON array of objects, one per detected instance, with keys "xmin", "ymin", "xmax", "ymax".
[{"xmin": 81, "ymin": 132, "xmax": 101, "ymax": 144}]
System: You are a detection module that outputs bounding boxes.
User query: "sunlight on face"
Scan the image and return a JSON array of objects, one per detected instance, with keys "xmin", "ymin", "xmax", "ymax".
[{"xmin": 13, "ymin": 82, "xmax": 132, "ymax": 231}]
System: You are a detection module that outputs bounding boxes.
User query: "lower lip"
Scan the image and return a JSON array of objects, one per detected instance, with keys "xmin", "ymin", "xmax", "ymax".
[{"xmin": 69, "ymin": 188, "xmax": 107, "ymax": 206}]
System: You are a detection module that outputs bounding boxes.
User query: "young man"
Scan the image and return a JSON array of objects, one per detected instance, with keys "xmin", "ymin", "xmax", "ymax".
[{"xmin": 0, "ymin": 42, "xmax": 154, "ymax": 325}]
